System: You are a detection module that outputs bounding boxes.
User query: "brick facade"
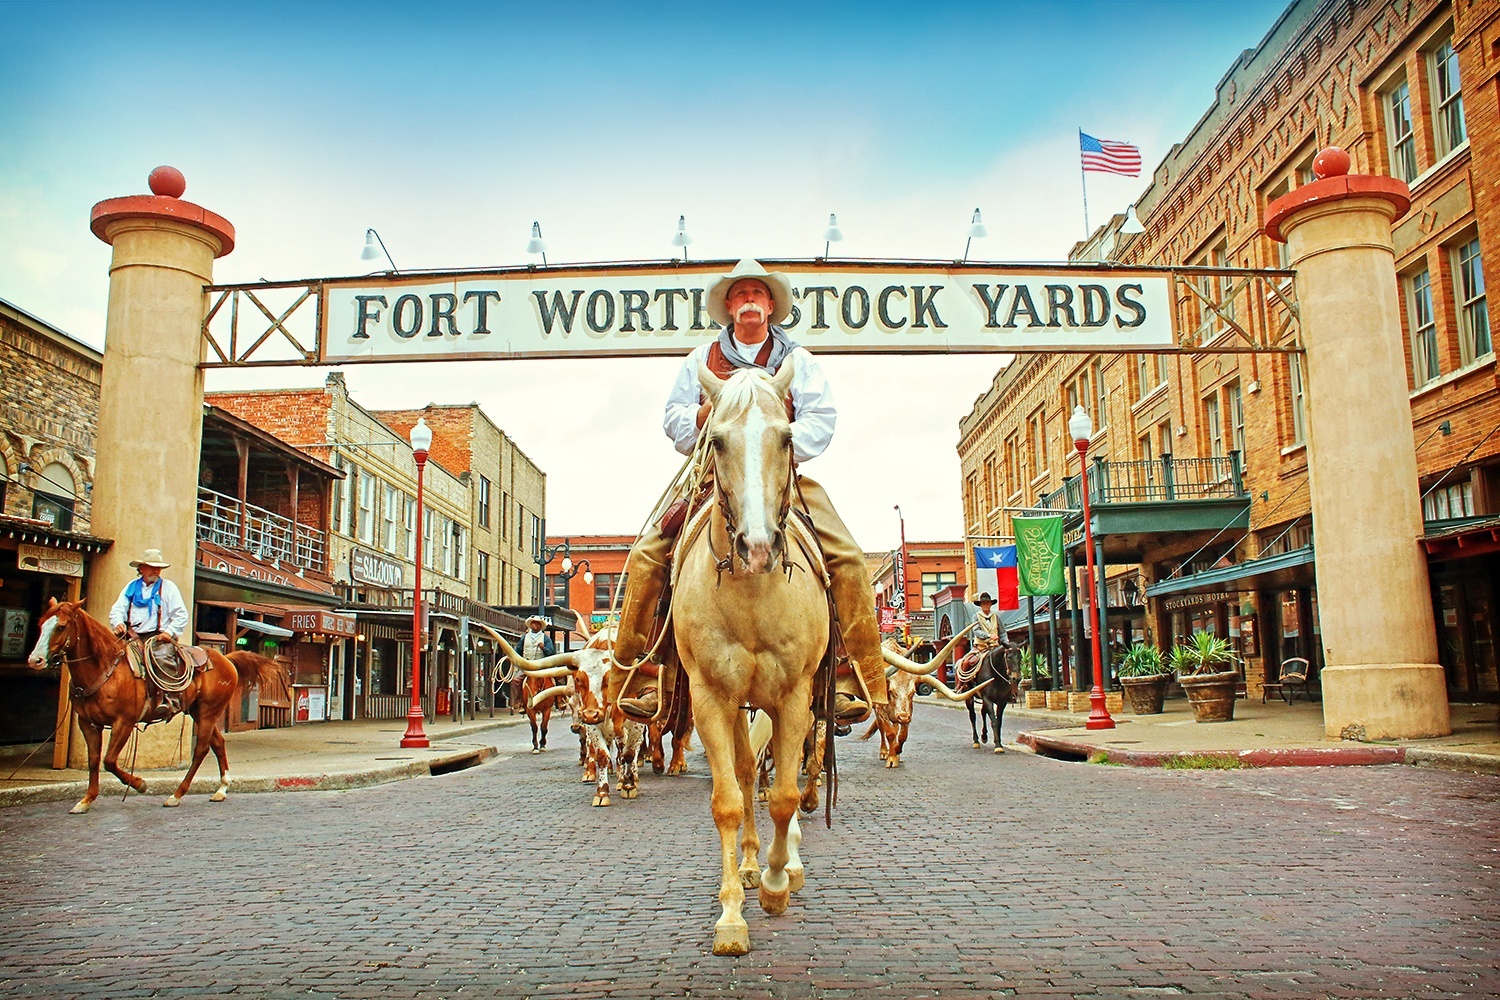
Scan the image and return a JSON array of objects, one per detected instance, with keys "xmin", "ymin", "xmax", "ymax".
[
  {"xmin": 958, "ymin": 0, "xmax": 1500, "ymax": 699},
  {"xmin": 0, "ymin": 300, "xmax": 100, "ymax": 530}
]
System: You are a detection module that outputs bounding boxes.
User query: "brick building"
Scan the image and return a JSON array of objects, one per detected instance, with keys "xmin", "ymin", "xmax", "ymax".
[
  {"xmin": 544, "ymin": 534, "xmax": 633, "ymax": 635},
  {"xmin": 869, "ymin": 540, "xmax": 967, "ymax": 641},
  {"xmin": 208, "ymin": 375, "xmax": 547, "ymax": 720},
  {"xmin": 0, "ymin": 299, "xmax": 111, "ymax": 745},
  {"xmin": 958, "ymin": 0, "xmax": 1499, "ymax": 702}
]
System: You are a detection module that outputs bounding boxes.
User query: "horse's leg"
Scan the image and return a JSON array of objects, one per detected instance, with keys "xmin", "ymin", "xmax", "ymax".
[
  {"xmin": 102, "ymin": 722, "xmax": 146, "ymax": 795},
  {"xmin": 761, "ymin": 699, "xmax": 811, "ymax": 915},
  {"xmin": 71, "ymin": 719, "xmax": 104, "ymax": 814},
  {"xmin": 668, "ymin": 721, "xmax": 692, "ymax": 775},
  {"xmin": 539, "ymin": 705, "xmax": 550, "ymax": 751},
  {"xmin": 167, "ymin": 712, "xmax": 213, "ymax": 806},
  {"xmin": 208, "ymin": 727, "xmax": 231, "ymax": 801},
  {"xmin": 697, "ymin": 699, "xmax": 749, "ymax": 956},
  {"xmin": 529, "ymin": 709, "xmax": 541, "ymax": 754},
  {"xmin": 967, "ymin": 699, "xmax": 982, "ymax": 748},
  {"xmin": 733, "ymin": 710, "xmax": 761, "ymax": 889},
  {"xmin": 785, "ymin": 811, "xmax": 804, "ymax": 894},
  {"xmin": 798, "ymin": 721, "xmax": 824, "ymax": 815},
  {"xmin": 993, "ymin": 695, "xmax": 1007, "ymax": 754}
]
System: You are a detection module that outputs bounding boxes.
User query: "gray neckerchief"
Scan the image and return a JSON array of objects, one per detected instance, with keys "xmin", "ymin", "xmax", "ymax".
[{"xmin": 716, "ymin": 323, "xmax": 795, "ymax": 374}]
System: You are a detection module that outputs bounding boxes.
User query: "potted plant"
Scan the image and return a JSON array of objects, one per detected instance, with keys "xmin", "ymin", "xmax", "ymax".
[
  {"xmin": 1173, "ymin": 631, "xmax": 1239, "ymax": 723},
  {"xmin": 1117, "ymin": 642, "xmax": 1169, "ymax": 715}
]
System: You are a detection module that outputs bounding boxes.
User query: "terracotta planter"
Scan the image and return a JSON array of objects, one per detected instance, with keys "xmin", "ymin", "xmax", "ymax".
[
  {"xmin": 1179, "ymin": 670, "xmax": 1239, "ymax": 722},
  {"xmin": 1120, "ymin": 674, "xmax": 1169, "ymax": 715}
]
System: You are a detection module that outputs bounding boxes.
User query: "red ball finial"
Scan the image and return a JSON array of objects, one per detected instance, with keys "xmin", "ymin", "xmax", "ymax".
[
  {"xmin": 1312, "ymin": 147, "xmax": 1351, "ymax": 180},
  {"xmin": 148, "ymin": 166, "xmax": 186, "ymax": 199}
]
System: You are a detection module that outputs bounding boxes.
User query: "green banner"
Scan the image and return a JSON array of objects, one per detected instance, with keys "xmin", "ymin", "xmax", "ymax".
[{"xmin": 1014, "ymin": 515, "xmax": 1065, "ymax": 596}]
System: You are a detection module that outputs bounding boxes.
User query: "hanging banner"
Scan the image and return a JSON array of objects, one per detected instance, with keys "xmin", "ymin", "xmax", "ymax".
[
  {"xmin": 318, "ymin": 261, "xmax": 1174, "ymax": 363},
  {"xmin": 1014, "ymin": 515, "xmax": 1066, "ymax": 596}
]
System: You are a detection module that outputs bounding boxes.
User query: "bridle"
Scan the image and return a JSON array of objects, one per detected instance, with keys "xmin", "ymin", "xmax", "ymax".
[
  {"xmin": 48, "ymin": 610, "xmax": 126, "ymax": 702},
  {"xmin": 710, "ymin": 443, "xmax": 796, "ymax": 578}
]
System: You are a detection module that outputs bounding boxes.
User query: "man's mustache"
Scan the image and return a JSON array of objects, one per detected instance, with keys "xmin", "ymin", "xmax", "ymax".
[{"xmin": 735, "ymin": 303, "xmax": 766, "ymax": 321}]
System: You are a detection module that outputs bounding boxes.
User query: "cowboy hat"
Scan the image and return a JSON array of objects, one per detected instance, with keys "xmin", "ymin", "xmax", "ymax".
[
  {"xmin": 129, "ymin": 548, "xmax": 171, "ymax": 569},
  {"xmin": 704, "ymin": 258, "xmax": 794, "ymax": 327},
  {"xmin": 975, "ymin": 592, "xmax": 995, "ymax": 604},
  {"xmin": 526, "ymin": 614, "xmax": 547, "ymax": 625}
]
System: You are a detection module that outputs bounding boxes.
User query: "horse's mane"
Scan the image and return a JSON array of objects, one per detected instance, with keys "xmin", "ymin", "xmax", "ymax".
[
  {"xmin": 710, "ymin": 369, "xmax": 786, "ymax": 426},
  {"xmin": 62, "ymin": 601, "xmax": 119, "ymax": 651}
]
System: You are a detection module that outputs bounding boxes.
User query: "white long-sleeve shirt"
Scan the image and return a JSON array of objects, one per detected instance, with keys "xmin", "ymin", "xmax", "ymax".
[
  {"xmin": 109, "ymin": 576, "xmax": 189, "ymax": 637},
  {"xmin": 662, "ymin": 342, "xmax": 837, "ymax": 463}
]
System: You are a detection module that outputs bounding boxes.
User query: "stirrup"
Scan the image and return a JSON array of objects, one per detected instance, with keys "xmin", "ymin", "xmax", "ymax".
[{"xmin": 618, "ymin": 687, "xmax": 660, "ymax": 722}]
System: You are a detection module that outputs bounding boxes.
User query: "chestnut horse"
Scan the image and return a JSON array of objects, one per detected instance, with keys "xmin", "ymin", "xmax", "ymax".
[{"xmin": 27, "ymin": 598, "xmax": 282, "ymax": 813}]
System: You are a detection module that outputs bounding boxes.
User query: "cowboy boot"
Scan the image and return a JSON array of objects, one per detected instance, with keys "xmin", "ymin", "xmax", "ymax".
[
  {"xmin": 826, "ymin": 565, "xmax": 889, "ymax": 726},
  {"xmin": 614, "ymin": 532, "xmax": 673, "ymax": 716}
]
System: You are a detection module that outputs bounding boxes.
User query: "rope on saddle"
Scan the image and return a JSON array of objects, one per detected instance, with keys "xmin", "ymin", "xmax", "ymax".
[
  {"xmin": 138, "ymin": 637, "xmax": 193, "ymax": 693},
  {"xmin": 955, "ymin": 651, "xmax": 985, "ymax": 687}
]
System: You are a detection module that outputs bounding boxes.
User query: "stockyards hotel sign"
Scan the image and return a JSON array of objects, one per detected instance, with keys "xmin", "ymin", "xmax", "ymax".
[{"xmin": 318, "ymin": 262, "xmax": 1173, "ymax": 363}]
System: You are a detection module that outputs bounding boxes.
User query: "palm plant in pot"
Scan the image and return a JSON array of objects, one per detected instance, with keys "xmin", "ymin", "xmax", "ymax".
[
  {"xmin": 1117, "ymin": 642, "xmax": 1168, "ymax": 714},
  {"xmin": 1172, "ymin": 631, "xmax": 1239, "ymax": 722}
]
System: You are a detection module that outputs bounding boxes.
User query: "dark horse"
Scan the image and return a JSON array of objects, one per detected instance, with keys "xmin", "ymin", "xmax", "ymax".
[
  {"xmin": 956, "ymin": 646, "xmax": 1016, "ymax": 754},
  {"xmin": 27, "ymin": 599, "xmax": 282, "ymax": 813}
]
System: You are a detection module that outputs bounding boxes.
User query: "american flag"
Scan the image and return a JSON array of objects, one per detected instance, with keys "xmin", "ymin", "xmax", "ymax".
[{"xmin": 1080, "ymin": 131, "xmax": 1141, "ymax": 177}]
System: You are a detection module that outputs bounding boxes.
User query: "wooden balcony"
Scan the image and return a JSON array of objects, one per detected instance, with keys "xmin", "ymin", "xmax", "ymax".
[{"xmin": 196, "ymin": 486, "xmax": 328, "ymax": 574}]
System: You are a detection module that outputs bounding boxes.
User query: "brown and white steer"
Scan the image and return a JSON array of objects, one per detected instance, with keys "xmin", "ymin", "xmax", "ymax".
[{"xmin": 863, "ymin": 628, "xmax": 986, "ymax": 768}]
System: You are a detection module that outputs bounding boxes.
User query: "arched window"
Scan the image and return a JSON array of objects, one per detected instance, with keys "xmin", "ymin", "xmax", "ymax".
[{"xmin": 32, "ymin": 462, "xmax": 76, "ymax": 531}]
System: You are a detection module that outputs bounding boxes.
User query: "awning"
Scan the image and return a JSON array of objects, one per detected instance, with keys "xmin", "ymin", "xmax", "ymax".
[
  {"xmin": 1146, "ymin": 544, "xmax": 1316, "ymax": 600},
  {"xmin": 236, "ymin": 618, "xmax": 295, "ymax": 639},
  {"xmin": 1422, "ymin": 515, "xmax": 1500, "ymax": 561}
]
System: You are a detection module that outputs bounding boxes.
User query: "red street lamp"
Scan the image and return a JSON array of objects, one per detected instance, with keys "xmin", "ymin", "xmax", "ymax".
[
  {"xmin": 400, "ymin": 417, "xmax": 433, "ymax": 749},
  {"xmin": 1069, "ymin": 405, "xmax": 1115, "ymax": 732}
]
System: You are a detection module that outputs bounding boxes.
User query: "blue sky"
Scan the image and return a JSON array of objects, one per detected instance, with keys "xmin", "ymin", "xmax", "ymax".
[{"xmin": 1, "ymin": 0, "xmax": 1286, "ymax": 546}]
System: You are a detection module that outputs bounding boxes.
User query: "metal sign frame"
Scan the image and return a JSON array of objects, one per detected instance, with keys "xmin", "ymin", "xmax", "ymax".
[{"xmin": 200, "ymin": 259, "xmax": 1300, "ymax": 368}]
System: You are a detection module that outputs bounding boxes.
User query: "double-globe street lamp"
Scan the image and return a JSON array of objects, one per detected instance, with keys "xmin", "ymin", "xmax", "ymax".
[
  {"xmin": 400, "ymin": 417, "xmax": 433, "ymax": 749},
  {"xmin": 535, "ymin": 525, "xmax": 594, "ymax": 620},
  {"xmin": 1069, "ymin": 405, "xmax": 1116, "ymax": 732}
]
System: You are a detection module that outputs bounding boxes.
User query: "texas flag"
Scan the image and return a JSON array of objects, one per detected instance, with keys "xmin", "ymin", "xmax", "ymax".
[{"xmin": 973, "ymin": 546, "xmax": 1020, "ymax": 610}]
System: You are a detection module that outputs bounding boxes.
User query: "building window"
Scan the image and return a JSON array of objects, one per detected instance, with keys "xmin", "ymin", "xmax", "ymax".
[
  {"xmin": 1454, "ymin": 238, "xmax": 1490, "ymax": 365},
  {"xmin": 357, "ymin": 473, "xmax": 376, "ymax": 544},
  {"xmin": 500, "ymin": 492, "xmax": 509, "ymax": 541},
  {"xmin": 1156, "ymin": 353, "xmax": 1171, "ymax": 386},
  {"xmin": 32, "ymin": 492, "xmax": 74, "ymax": 531},
  {"xmin": 1193, "ymin": 240, "xmax": 1232, "ymax": 340},
  {"xmin": 1423, "ymin": 480, "xmax": 1474, "ymax": 520},
  {"xmin": 454, "ymin": 524, "xmax": 466, "ymax": 579},
  {"xmin": 1137, "ymin": 354, "xmax": 1151, "ymax": 395},
  {"xmin": 1138, "ymin": 432, "xmax": 1153, "ymax": 463},
  {"xmin": 982, "ymin": 454, "xmax": 995, "ymax": 514},
  {"xmin": 1031, "ymin": 410, "xmax": 1048, "ymax": 475},
  {"xmin": 1430, "ymin": 38, "xmax": 1466, "ymax": 158},
  {"xmin": 1226, "ymin": 381, "xmax": 1245, "ymax": 458},
  {"xmin": 920, "ymin": 571, "xmax": 957, "ymax": 608},
  {"xmin": 382, "ymin": 484, "xmax": 398, "ymax": 553},
  {"xmin": 546, "ymin": 573, "xmax": 571, "ymax": 607},
  {"xmin": 1407, "ymin": 268, "xmax": 1439, "ymax": 386},
  {"xmin": 477, "ymin": 551, "xmax": 490, "ymax": 603},
  {"xmin": 1204, "ymin": 394, "xmax": 1223, "ymax": 458},
  {"xmin": 1092, "ymin": 359, "xmax": 1106, "ymax": 427},
  {"xmin": 404, "ymin": 496, "xmax": 415, "ymax": 560},
  {"xmin": 1385, "ymin": 79, "xmax": 1417, "ymax": 183},
  {"xmin": 1156, "ymin": 420, "xmax": 1172, "ymax": 459},
  {"xmin": 330, "ymin": 456, "xmax": 344, "ymax": 536},
  {"xmin": 478, "ymin": 475, "xmax": 491, "ymax": 528},
  {"xmin": 517, "ymin": 502, "xmax": 526, "ymax": 548},
  {"xmin": 424, "ymin": 508, "xmax": 435, "ymax": 569},
  {"xmin": 593, "ymin": 572, "xmax": 626, "ymax": 612},
  {"xmin": 531, "ymin": 514, "xmax": 541, "ymax": 557},
  {"xmin": 1288, "ymin": 354, "xmax": 1307, "ymax": 445}
]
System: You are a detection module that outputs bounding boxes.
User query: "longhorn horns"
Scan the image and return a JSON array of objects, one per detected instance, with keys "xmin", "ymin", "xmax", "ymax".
[
  {"xmin": 882, "ymin": 622, "xmax": 977, "ymax": 676},
  {"xmin": 491, "ymin": 632, "xmax": 578, "ymax": 678}
]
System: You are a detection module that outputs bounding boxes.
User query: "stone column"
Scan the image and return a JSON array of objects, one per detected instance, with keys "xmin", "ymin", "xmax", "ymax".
[
  {"xmin": 74, "ymin": 167, "xmax": 235, "ymax": 768},
  {"xmin": 1267, "ymin": 147, "xmax": 1449, "ymax": 740}
]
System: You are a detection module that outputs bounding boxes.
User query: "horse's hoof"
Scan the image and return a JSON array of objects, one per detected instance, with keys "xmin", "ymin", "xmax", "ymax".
[
  {"xmin": 163, "ymin": 795, "xmax": 180, "ymax": 808},
  {"xmin": 787, "ymin": 866, "xmax": 805, "ymax": 893},
  {"xmin": 758, "ymin": 881, "xmax": 790, "ymax": 916},
  {"xmin": 622, "ymin": 787, "xmax": 638, "ymax": 799},
  {"xmin": 592, "ymin": 794, "xmax": 610, "ymax": 807},
  {"xmin": 740, "ymin": 867, "xmax": 761, "ymax": 889},
  {"xmin": 210, "ymin": 790, "xmax": 227, "ymax": 802},
  {"xmin": 972, "ymin": 742, "xmax": 982, "ymax": 749},
  {"xmin": 668, "ymin": 764, "xmax": 686, "ymax": 776},
  {"xmin": 757, "ymin": 790, "xmax": 769, "ymax": 802},
  {"xmin": 994, "ymin": 746, "xmax": 1005, "ymax": 754},
  {"xmin": 69, "ymin": 800, "xmax": 92, "ymax": 815},
  {"xmin": 531, "ymin": 748, "xmax": 541, "ymax": 755},
  {"xmin": 712, "ymin": 921, "xmax": 750, "ymax": 956}
]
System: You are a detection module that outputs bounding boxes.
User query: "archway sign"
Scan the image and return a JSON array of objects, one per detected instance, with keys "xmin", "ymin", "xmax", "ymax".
[
  {"xmin": 86, "ymin": 156, "xmax": 1447, "ymax": 759},
  {"xmin": 201, "ymin": 260, "xmax": 1301, "ymax": 368}
]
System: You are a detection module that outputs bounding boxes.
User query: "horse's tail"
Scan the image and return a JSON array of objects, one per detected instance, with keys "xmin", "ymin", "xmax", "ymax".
[{"xmin": 226, "ymin": 651, "xmax": 285, "ymax": 694}]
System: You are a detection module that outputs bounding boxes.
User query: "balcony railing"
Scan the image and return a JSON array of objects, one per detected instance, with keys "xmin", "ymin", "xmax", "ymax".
[
  {"xmin": 1038, "ymin": 453, "xmax": 1246, "ymax": 511},
  {"xmin": 196, "ymin": 486, "xmax": 327, "ymax": 573}
]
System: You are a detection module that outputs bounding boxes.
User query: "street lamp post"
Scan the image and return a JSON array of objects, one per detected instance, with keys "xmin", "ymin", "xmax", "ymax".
[
  {"xmin": 893, "ymin": 504, "xmax": 908, "ymax": 613},
  {"xmin": 534, "ymin": 521, "xmax": 572, "ymax": 621},
  {"xmin": 1069, "ymin": 405, "xmax": 1115, "ymax": 731},
  {"xmin": 400, "ymin": 418, "xmax": 433, "ymax": 749}
]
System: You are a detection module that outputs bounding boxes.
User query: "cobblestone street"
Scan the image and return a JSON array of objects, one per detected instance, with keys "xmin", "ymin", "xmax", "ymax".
[{"xmin": 2, "ymin": 705, "xmax": 1497, "ymax": 999}]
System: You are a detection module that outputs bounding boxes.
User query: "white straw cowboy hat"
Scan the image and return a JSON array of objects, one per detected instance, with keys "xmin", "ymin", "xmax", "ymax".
[
  {"xmin": 527, "ymin": 614, "xmax": 546, "ymax": 625},
  {"xmin": 704, "ymin": 258, "xmax": 794, "ymax": 327},
  {"xmin": 129, "ymin": 548, "xmax": 171, "ymax": 569}
]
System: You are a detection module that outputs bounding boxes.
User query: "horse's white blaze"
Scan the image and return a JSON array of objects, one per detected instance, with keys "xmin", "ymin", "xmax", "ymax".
[
  {"xmin": 28, "ymin": 616, "xmax": 58, "ymax": 667},
  {"xmin": 738, "ymin": 404, "xmax": 771, "ymax": 555}
]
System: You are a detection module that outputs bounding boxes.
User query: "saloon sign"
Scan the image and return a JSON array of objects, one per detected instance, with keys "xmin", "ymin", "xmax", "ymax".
[{"xmin": 320, "ymin": 262, "xmax": 1174, "ymax": 363}]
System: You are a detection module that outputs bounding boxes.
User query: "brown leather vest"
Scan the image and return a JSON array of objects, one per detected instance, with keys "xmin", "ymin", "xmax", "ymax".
[{"xmin": 702, "ymin": 340, "xmax": 795, "ymax": 420}]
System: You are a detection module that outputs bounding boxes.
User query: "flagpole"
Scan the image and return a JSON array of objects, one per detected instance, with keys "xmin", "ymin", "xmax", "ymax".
[{"xmin": 1079, "ymin": 128, "xmax": 1091, "ymax": 238}]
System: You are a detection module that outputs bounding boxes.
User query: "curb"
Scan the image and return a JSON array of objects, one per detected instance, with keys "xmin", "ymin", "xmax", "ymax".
[
  {"xmin": 0, "ymin": 742, "xmax": 499, "ymax": 809},
  {"xmin": 1017, "ymin": 730, "xmax": 1500, "ymax": 772}
]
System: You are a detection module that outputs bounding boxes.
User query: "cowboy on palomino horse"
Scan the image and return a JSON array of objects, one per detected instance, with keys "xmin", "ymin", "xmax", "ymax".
[
  {"xmin": 108, "ymin": 547, "xmax": 191, "ymax": 722},
  {"xmin": 610, "ymin": 259, "xmax": 888, "ymax": 728}
]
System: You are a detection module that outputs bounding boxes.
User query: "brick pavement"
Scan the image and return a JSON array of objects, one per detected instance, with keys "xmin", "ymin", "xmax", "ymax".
[{"xmin": 1, "ymin": 705, "xmax": 1497, "ymax": 999}]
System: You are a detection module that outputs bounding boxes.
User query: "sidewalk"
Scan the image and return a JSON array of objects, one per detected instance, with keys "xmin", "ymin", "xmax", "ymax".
[
  {"xmin": 0, "ymin": 713, "xmax": 532, "ymax": 808},
  {"xmin": 959, "ymin": 696, "xmax": 1500, "ymax": 773}
]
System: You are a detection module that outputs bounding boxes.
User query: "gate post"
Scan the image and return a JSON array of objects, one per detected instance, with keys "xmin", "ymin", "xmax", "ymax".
[
  {"xmin": 1267, "ymin": 147, "xmax": 1449, "ymax": 739},
  {"xmin": 79, "ymin": 168, "xmax": 235, "ymax": 768}
]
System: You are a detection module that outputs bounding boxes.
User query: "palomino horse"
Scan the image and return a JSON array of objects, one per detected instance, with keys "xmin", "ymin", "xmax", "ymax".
[
  {"xmin": 27, "ymin": 598, "xmax": 282, "ymax": 813},
  {"xmin": 667, "ymin": 360, "xmax": 834, "ymax": 956}
]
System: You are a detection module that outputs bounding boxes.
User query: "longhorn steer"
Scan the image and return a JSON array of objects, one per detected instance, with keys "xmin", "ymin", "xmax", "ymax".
[{"xmin": 864, "ymin": 628, "xmax": 986, "ymax": 768}]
